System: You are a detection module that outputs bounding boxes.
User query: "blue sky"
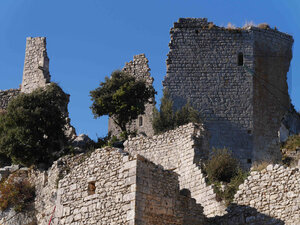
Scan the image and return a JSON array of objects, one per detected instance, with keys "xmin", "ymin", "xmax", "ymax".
[{"xmin": 0, "ymin": 0, "xmax": 299, "ymax": 140}]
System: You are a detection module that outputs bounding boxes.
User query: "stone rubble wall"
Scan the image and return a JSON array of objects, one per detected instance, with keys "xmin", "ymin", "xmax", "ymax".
[
  {"xmin": 124, "ymin": 123, "xmax": 226, "ymax": 217},
  {"xmin": 233, "ymin": 164, "xmax": 300, "ymax": 224},
  {"xmin": 29, "ymin": 154, "xmax": 86, "ymax": 225},
  {"xmin": 135, "ymin": 155, "xmax": 206, "ymax": 224},
  {"xmin": 108, "ymin": 54, "xmax": 155, "ymax": 137},
  {"xmin": 0, "ymin": 89, "xmax": 20, "ymax": 110},
  {"xmin": 21, "ymin": 37, "xmax": 51, "ymax": 93}
]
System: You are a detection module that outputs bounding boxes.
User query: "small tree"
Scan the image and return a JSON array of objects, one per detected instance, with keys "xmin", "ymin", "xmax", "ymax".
[
  {"xmin": 0, "ymin": 83, "xmax": 68, "ymax": 167},
  {"xmin": 90, "ymin": 70, "xmax": 155, "ymax": 136},
  {"xmin": 153, "ymin": 89, "xmax": 201, "ymax": 134}
]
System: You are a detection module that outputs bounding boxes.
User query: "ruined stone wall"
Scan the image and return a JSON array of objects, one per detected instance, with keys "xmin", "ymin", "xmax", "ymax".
[
  {"xmin": 163, "ymin": 18, "xmax": 293, "ymax": 167},
  {"xmin": 0, "ymin": 89, "xmax": 20, "ymax": 110},
  {"xmin": 108, "ymin": 54, "xmax": 155, "ymax": 137},
  {"xmin": 21, "ymin": 37, "xmax": 51, "ymax": 93},
  {"xmin": 27, "ymin": 147, "xmax": 207, "ymax": 225},
  {"xmin": 252, "ymin": 28, "xmax": 293, "ymax": 162},
  {"xmin": 124, "ymin": 123, "xmax": 226, "ymax": 217},
  {"xmin": 135, "ymin": 155, "xmax": 206, "ymax": 224},
  {"xmin": 233, "ymin": 164, "xmax": 300, "ymax": 224},
  {"xmin": 54, "ymin": 148, "xmax": 136, "ymax": 224}
]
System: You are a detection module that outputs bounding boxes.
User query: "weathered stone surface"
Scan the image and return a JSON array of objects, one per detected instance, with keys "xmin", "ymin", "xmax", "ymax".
[
  {"xmin": 233, "ymin": 164, "xmax": 300, "ymax": 224},
  {"xmin": 125, "ymin": 123, "xmax": 226, "ymax": 217}
]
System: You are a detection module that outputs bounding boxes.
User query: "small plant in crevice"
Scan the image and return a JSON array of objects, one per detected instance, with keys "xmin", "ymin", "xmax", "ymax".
[
  {"xmin": 202, "ymin": 148, "xmax": 248, "ymax": 205},
  {"xmin": 0, "ymin": 173, "xmax": 35, "ymax": 212}
]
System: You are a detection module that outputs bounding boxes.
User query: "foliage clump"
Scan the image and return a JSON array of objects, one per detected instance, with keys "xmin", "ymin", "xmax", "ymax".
[
  {"xmin": 0, "ymin": 173, "xmax": 35, "ymax": 212},
  {"xmin": 0, "ymin": 83, "xmax": 68, "ymax": 167},
  {"xmin": 152, "ymin": 89, "xmax": 201, "ymax": 134},
  {"xmin": 203, "ymin": 148, "xmax": 248, "ymax": 205},
  {"xmin": 90, "ymin": 70, "xmax": 155, "ymax": 137},
  {"xmin": 281, "ymin": 134, "xmax": 300, "ymax": 153}
]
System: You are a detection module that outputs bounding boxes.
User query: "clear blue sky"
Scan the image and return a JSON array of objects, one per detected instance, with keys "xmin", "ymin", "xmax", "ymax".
[{"xmin": 0, "ymin": 0, "xmax": 299, "ymax": 140}]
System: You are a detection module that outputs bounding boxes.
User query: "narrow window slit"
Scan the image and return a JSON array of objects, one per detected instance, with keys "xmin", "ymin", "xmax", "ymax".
[
  {"xmin": 238, "ymin": 52, "xmax": 244, "ymax": 66},
  {"xmin": 139, "ymin": 116, "xmax": 143, "ymax": 127}
]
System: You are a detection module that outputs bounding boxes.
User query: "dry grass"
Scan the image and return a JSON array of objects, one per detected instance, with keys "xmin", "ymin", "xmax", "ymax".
[
  {"xmin": 257, "ymin": 23, "xmax": 270, "ymax": 30},
  {"xmin": 281, "ymin": 134, "xmax": 300, "ymax": 153},
  {"xmin": 243, "ymin": 20, "xmax": 256, "ymax": 29},
  {"xmin": 208, "ymin": 22, "xmax": 214, "ymax": 29},
  {"xmin": 251, "ymin": 161, "xmax": 270, "ymax": 172},
  {"xmin": 227, "ymin": 22, "xmax": 236, "ymax": 30}
]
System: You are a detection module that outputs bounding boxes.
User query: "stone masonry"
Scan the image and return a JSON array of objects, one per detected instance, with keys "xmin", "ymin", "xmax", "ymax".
[
  {"xmin": 163, "ymin": 18, "xmax": 294, "ymax": 167},
  {"xmin": 21, "ymin": 37, "xmax": 51, "ymax": 93},
  {"xmin": 1, "ymin": 123, "xmax": 300, "ymax": 224},
  {"xmin": 124, "ymin": 123, "xmax": 227, "ymax": 217},
  {"xmin": 233, "ymin": 164, "xmax": 300, "ymax": 225},
  {"xmin": 53, "ymin": 148, "xmax": 206, "ymax": 224},
  {"xmin": 108, "ymin": 54, "xmax": 155, "ymax": 137}
]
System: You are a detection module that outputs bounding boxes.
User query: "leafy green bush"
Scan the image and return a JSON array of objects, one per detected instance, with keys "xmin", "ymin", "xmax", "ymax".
[
  {"xmin": 153, "ymin": 89, "xmax": 201, "ymax": 134},
  {"xmin": 205, "ymin": 148, "xmax": 239, "ymax": 183},
  {"xmin": 203, "ymin": 148, "xmax": 248, "ymax": 205},
  {"xmin": 0, "ymin": 173, "xmax": 35, "ymax": 212},
  {"xmin": 0, "ymin": 83, "xmax": 68, "ymax": 167}
]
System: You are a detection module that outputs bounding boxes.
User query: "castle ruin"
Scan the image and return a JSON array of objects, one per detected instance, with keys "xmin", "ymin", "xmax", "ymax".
[
  {"xmin": 0, "ymin": 19, "xmax": 300, "ymax": 225},
  {"xmin": 163, "ymin": 18, "xmax": 294, "ymax": 166}
]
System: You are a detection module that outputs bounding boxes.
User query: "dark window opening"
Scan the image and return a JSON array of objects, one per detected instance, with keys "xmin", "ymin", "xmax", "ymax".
[
  {"xmin": 238, "ymin": 52, "xmax": 244, "ymax": 66},
  {"xmin": 139, "ymin": 116, "xmax": 143, "ymax": 127},
  {"xmin": 247, "ymin": 159, "xmax": 252, "ymax": 164},
  {"xmin": 88, "ymin": 182, "xmax": 96, "ymax": 195},
  {"xmin": 195, "ymin": 30, "xmax": 199, "ymax": 34},
  {"xmin": 247, "ymin": 130, "xmax": 252, "ymax": 134}
]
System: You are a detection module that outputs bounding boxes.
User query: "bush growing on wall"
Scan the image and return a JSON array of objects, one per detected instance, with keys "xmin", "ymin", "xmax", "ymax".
[
  {"xmin": 0, "ymin": 173, "xmax": 35, "ymax": 212},
  {"xmin": 152, "ymin": 89, "xmax": 201, "ymax": 134},
  {"xmin": 0, "ymin": 83, "xmax": 68, "ymax": 167},
  {"xmin": 204, "ymin": 148, "xmax": 248, "ymax": 205}
]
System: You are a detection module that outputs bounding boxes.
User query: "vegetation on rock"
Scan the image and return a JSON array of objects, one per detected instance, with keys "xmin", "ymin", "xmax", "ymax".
[
  {"xmin": 0, "ymin": 173, "xmax": 35, "ymax": 212},
  {"xmin": 203, "ymin": 148, "xmax": 248, "ymax": 205},
  {"xmin": 90, "ymin": 70, "xmax": 155, "ymax": 137},
  {"xmin": 0, "ymin": 83, "xmax": 68, "ymax": 167},
  {"xmin": 152, "ymin": 89, "xmax": 201, "ymax": 134}
]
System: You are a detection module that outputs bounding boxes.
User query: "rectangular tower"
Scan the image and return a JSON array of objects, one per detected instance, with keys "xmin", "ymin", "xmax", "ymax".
[
  {"xmin": 21, "ymin": 37, "xmax": 51, "ymax": 93},
  {"xmin": 163, "ymin": 18, "xmax": 293, "ymax": 166}
]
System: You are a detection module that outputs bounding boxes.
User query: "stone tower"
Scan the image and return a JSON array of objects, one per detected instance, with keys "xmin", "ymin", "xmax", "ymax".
[
  {"xmin": 21, "ymin": 37, "xmax": 51, "ymax": 93},
  {"xmin": 108, "ymin": 54, "xmax": 155, "ymax": 137},
  {"xmin": 163, "ymin": 18, "xmax": 293, "ymax": 166}
]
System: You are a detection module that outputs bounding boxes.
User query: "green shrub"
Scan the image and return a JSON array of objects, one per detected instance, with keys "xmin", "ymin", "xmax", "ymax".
[
  {"xmin": 0, "ymin": 83, "xmax": 68, "ymax": 167},
  {"xmin": 0, "ymin": 173, "xmax": 35, "ymax": 212},
  {"xmin": 153, "ymin": 89, "xmax": 201, "ymax": 134},
  {"xmin": 205, "ymin": 148, "xmax": 239, "ymax": 183},
  {"xmin": 203, "ymin": 148, "xmax": 248, "ymax": 205},
  {"xmin": 90, "ymin": 70, "xmax": 156, "ymax": 137}
]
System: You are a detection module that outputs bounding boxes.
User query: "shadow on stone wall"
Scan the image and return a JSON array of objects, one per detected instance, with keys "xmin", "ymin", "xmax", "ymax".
[{"xmin": 209, "ymin": 203, "xmax": 284, "ymax": 225}]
